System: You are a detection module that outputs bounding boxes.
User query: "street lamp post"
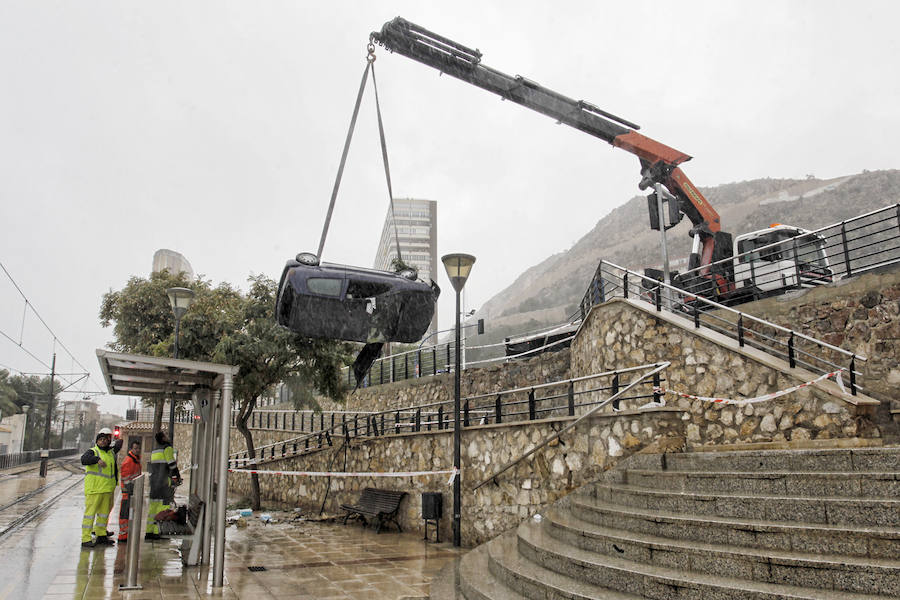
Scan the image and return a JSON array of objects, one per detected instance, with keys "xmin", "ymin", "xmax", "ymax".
[
  {"xmin": 166, "ymin": 287, "xmax": 195, "ymax": 439},
  {"xmin": 441, "ymin": 253, "xmax": 475, "ymax": 548}
]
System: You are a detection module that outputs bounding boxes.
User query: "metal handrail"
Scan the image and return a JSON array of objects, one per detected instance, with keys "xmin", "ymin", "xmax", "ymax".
[
  {"xmin": 228, "ymin": 362, "xmax": 667, "ymax": 464},
  {"xmin": 472, "ymin": 361, "xmax": 670, "ymax": 490},
  {"xmin": 676, "ymin": 202, "xmax": 900, "ymax": 290},
  {"xmin": 598, "ymin": 261, "xmax": 865, "ymax": 363}
]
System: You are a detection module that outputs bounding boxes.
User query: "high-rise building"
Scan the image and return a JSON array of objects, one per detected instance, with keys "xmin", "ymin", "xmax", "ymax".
[
  {"xmin": 373, "ymin": 198, "xmax": 438, "ymax": 337},
  {"xmin": 152, "ymin": 249, "xmax": 195, "ymax": 279}
]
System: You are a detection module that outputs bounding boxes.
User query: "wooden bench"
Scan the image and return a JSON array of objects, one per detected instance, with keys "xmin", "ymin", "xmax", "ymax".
[
  {"xmin": 158, "ymin": 493, "xmax": 203, "ymax": 537},
  {"xmin": 340, "ymin": 488, "xmax": 407, "ymax": 533}
]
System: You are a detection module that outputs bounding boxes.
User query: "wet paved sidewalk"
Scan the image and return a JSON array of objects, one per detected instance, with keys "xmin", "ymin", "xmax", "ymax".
[{"xmin": 0, "ymin": 464, "xmax": 463, "ymax": 599}]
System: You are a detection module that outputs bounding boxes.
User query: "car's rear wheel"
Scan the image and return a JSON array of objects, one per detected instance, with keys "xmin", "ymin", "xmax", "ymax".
[{"xmin": 295, "ymin": 252, "xmax": 320, "ymax": 266}]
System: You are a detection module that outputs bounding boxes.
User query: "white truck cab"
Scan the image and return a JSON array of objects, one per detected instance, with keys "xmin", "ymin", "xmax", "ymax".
[{"xmin": 732, "ymin": 224, "xmax": 832, "ymax": 298}]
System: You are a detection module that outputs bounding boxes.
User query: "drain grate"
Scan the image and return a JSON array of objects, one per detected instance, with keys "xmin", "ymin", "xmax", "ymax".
[{"xmin": 248, "ymin": 566, "xmax": 267, "ymax": 572}]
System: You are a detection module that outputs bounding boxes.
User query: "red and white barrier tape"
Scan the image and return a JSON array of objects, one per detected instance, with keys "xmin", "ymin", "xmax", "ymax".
[
  {"xmin": 229, "ymin": 467, "xmax": 460, "ymax": 485},
  {"xmin": 653, "ymin": 368, "xmax": 848, "ymax": 406}
]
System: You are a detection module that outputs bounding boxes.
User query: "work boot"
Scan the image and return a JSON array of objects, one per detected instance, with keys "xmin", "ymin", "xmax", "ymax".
[
  {"xmin": 81, "ymin": 540, "xmax": 95, "ymax": 549},
  {"xmin": 96, "ymin": 535, "xmax": 115, "ymax": 546},
  {"xmin": 144, "ymin": 532, "xmax": 161, "ymax": 540}
]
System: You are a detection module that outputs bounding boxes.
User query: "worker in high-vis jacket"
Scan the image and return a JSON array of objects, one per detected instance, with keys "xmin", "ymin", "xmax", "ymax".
[
  {"xmin": 117, "ymin": 440, "xmax": 142, "ymax": 542},
  {"xmin": 80, "ymin": 427, "xmax": 123, "ymax": 548},
  {"xmin": 146, "ymin": 430, "xmax": 182, "ymax": 540}
]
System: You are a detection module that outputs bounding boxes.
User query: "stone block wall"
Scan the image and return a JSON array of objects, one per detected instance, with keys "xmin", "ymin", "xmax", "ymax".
[
  {"xmin": 736, "ymin": 268, "xmax": 900, "ymax": 419},
  {"xmin": 570, "ymin": 299, "xmax": 882, "ymax": 446},
  {"xmin": 225, "ymin": 407, "xmax": 684, "ymax": 546}
]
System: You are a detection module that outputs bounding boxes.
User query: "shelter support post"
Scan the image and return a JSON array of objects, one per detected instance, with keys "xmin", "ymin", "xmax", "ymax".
[{"xmin": 213, "ymin": 376, "xmax": 232, "ymax": 587}]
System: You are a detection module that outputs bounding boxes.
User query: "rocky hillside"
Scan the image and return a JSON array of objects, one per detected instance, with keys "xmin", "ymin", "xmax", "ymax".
[{"xmin": 474, "ymin": 169, "xmax": 900, "ymax": 343}]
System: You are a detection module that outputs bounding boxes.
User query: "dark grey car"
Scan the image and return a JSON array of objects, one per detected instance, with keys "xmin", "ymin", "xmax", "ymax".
[{"xmin": 276, "ymin": 253, "xmax": 440, "ymax": 344}]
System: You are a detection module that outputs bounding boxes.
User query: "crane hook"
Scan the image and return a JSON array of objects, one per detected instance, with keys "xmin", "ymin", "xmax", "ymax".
[{"xmin": 367, "ymin": 42, "xmax": 376, "ymax": 63}]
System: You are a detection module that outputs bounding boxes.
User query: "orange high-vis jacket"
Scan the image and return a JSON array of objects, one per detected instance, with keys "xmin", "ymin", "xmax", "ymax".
[{"xmin": 120, "ymin": 451, "xmax": 142, "ymax": 493}]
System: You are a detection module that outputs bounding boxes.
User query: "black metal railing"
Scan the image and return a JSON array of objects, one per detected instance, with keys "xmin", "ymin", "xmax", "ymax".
[
  {"xmin": 596, "ymin": 203, "xmax": 900, "ymax": 307},
  {"xmin": 337, "ymin": 321, "xmax": 579, "ymax": 390},
  {"xmin": 0, "ymin": 448, "xmax": 78, "ymax": 470},
  {"xmin": 228, "ymin": 362, "xmax": 669, "ymax": 468},
  {"xmin": 582, "ymin": 261, "xmax": 865, "ymax": 395}
]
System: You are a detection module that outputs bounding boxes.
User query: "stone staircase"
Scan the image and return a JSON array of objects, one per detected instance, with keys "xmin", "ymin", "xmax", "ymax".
[{"xmin": 432, "ymin": 447, "xmax": 900, "ymax": 599}]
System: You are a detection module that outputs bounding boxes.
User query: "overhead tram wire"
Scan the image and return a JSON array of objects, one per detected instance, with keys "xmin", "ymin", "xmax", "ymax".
[{"xmin": 0, "ymin": 259, "xmax": 105, "ymax": 393}]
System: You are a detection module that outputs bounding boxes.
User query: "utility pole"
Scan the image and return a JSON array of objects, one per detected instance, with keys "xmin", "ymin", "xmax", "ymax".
[{"xmin": 39, "ymin": 353, "xmax": 56, "ymax": 477}]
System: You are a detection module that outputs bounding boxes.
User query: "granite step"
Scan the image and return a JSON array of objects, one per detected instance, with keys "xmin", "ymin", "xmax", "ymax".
[
  {"xmin": 621, "ymin": 468, "xmax": 900, "ymax": 497},
  {"xmin": 485, "ymin": 530, "xmax": 642, "ymax": 600},
  {"xmin": 516, "ymin": 518, "xmax": 888, "ymax": 600},
  {"xmin": 591, "ymin": 481, "xmax": 900, "ymax": 527},
  {"xmin": 544, "ymin": 507, "xmax": 900, "ymax": 596},
  {"xmin": 428, "ymin": 545, "xmax": 521, "ymax": 600},
  {"xmin": 660, "ymin": 447, "xmax": 900, "ymax": 473},
  {"xmin": 569, "ymin": 493, "xmax": 900, "ymax": 559}
]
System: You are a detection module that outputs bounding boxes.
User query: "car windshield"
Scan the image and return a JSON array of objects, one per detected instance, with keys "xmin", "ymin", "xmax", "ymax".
[{"xmin": 738, "ymin": 231, "xmax": 827, "ymax": 267}]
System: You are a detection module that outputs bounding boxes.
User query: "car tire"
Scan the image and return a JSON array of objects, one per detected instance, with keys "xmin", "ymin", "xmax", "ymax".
[{"xmin": 295, "ymin": 252, "xmax": 320, "ymax": 266}]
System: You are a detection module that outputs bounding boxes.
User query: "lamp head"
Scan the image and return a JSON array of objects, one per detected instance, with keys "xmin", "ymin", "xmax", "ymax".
[
  {"xmin": 166, "ymin": 287, "xmax": 195, "ymax": 320},
  {"xmin": 441, "ymin": 254, "xmax": 476, "ymax": 293}
]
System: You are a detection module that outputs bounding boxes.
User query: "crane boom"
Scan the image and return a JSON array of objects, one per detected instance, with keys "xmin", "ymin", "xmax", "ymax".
[{"xmin": 371, "ymin": 17, "xmax": 731, "ymax": 277}]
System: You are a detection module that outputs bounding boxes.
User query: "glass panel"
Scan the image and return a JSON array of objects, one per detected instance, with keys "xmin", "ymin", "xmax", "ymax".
[{"xmin": 307, "ymin": 278, "xmax": 342, "ymax": 297}]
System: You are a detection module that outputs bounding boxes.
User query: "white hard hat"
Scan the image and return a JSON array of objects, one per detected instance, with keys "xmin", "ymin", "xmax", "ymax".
[{"xmin": 98, "ymin": 427, "xmax": 113, "ymax": 435}]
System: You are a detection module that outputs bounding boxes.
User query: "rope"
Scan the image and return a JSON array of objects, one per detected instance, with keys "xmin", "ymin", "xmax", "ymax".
[
  {"xmin": 371, "ymin": 61, "xmax": 404, "ymax": 265},
  {"xmin": 317, "ymin": 61, "xmax": 372, "ymax": 259},
  {"xmin": 316, "ymin": 43, "xmax": 403, "ymax": 265}
]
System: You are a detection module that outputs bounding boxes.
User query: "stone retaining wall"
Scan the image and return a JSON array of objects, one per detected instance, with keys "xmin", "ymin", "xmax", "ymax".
[
  {"xmin": 570, "ymin": 299, "xmax": 882, "ymax": 446},
  {"xmin": 224, "ymin": 407, "xmax": 684, "ymax": 546}
]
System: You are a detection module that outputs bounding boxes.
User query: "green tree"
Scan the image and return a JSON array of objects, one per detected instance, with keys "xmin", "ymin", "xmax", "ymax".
[
  {"xmin": 100, "ymin": 270, "xmax": 244, "ymax": 431},
  {"xmin": 214, "ymin": 274, "xmax": 350, "ymax": 509},
  {"xmin": 0, "ymin": 370, "xmax": 18, "ymax": 418}
]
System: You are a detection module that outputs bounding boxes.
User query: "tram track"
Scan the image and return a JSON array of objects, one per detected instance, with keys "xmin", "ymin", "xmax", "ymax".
[{"xmin": 0, "ymin": 460, "xmax": 83, "ymax": 541}]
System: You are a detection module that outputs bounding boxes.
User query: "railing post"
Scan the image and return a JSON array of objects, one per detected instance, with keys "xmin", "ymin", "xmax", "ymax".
[
  {"xmin": 437, "ymin": 406, "xmax": 444, "ymax": 430},
  {"xmin": 415, "ymin": 408, "xmax": 421, "ymax": 432},
  {"xmin": 737, "ymin": 314, "xmax": 745, "ymax": 347},
  {"xmin": 291, "ymin": 413, "xmax": 295, "ymax": 431},
  {"xmin": 612, "ymin": 372, "xmax": 620, "ymax": 411},
  {"xmin": 380, "ymin": 359, "xmax": 385, "ymax": 385},
  {"xmin": 841, "ymin": 222, "xmax": 853, "ymax": 277},
  {"xmin": 320, "ymin": 413, "xmax": 324, "ymax": 430},
  {"xmin": 391, "ymin": 355, "xmax": 396, "ymax": 383},
  {"xmin": 788, "ymin": 332, "xmax": 796, "ymax": 368},
  {"xmin": 568, "ymin": 381, "xmax": 575, "ymax": 416},
  {"xmin": 416, "ymin": 350, "xmax": 422, "ymax": 378},
  {"xmin": 623, "ymin": 272, "xmax": 629, "ymax": 299},
  {"xmin": 850, "ymin": 356, "xmax": 857, "ymax": 396},
  {"xmin": 792, "ymin": 238, "xmax": 802, "ymax": 289},
  {"xmin": 463, "ymin": 400, "xmax": 470, "ymax": 427},
  {"xmin": 395, "ymin": 410, "xmax": 400, "ymax": 433},
  {"xmin": 404, "ymin": 354, "xmax": 409, "ymax": 380},
  {"xmin": 655, "ymin": 285, "xmax": 662, "ymax": 311},
  {"xmin": 528, "ymin": 389, "xmax": 536, "ymax": 420},
  {"xmin": 446, "ymin": 344, "xmax": 451, "ymax": 373},
  {"xmin": 495, "ymin": 394, "xmax": 502, "ymax": 424},
  {"xmin": 301, "ymin": 413, "xmax": 305, "ymax": 432},
  {"xmin": 341, "ymin": 414, "xmax": 347, "ymax": 438},
  {"xmin": 432, "ymin": 348, "xmax": 437, "ymax": 376},
  {"xmin": 694, "ymin": 303, "xmax": 700, "ymax": 328},
  {"xmin": 380, "ymin": 413, "xmax": 385, "ymax": 435},
  {"xmin": 653, "ymin": 372, "xmax": 662, "ymax": 404}
]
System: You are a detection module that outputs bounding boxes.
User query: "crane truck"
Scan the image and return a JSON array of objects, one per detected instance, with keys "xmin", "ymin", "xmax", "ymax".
[{"xmin": 371, "ymin": 17, "xmax": 832, "ymax": 305}]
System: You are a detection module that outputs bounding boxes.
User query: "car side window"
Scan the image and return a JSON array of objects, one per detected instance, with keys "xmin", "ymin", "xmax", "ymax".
[
  {"xmin": 307, "ymin": 278, "xmax": 342, "ymax": 297},
  {"xmin": 346, "ymin": 280, "xmax": 391, "ymax": 298}
]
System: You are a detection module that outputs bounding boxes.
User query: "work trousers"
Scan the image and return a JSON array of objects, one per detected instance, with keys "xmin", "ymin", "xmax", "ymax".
[
  {"xmin": 118, "ymin": 493, "xmax": 130, "ymax": 541},
  {"xmin": 146, "ymin": 497, "xmax": 170, "ymax": 535},
  {"xmin": 82, "ymin": 492, "xmax": 114, "ymax": 543}
]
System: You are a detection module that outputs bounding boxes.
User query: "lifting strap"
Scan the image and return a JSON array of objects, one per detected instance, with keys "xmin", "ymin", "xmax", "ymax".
[{"xmin": 316, "ymin": 45, "xmax": 404, "ymax": 266}]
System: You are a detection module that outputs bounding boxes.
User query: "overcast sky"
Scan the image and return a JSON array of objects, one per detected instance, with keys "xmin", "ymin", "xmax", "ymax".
[{"xmin": 1, "ymin": 1, "xmax": 897, "ymax": 417}]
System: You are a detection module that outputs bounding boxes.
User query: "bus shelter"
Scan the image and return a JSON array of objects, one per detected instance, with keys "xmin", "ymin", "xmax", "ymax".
[{"xmin": 96, "ymin": 349, "xmax": 238, "ymax": 588}]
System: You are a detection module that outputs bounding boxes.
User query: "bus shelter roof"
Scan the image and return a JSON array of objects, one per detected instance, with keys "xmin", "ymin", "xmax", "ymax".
[{"xmin": 96, "ymin": 349, "xmax": 239, "ymax": 399}]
